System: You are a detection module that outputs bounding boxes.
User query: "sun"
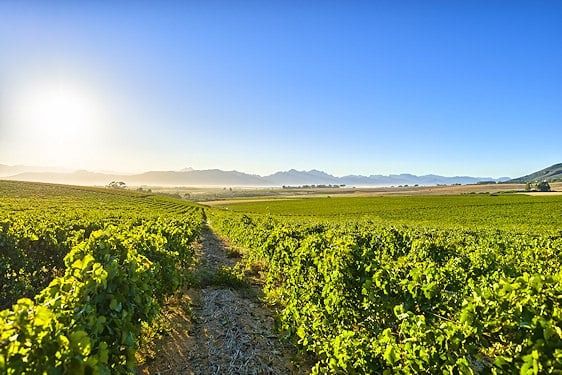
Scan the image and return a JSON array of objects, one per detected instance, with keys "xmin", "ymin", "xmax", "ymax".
[
  {"xmin": 7, "ymin": 82, "xmax": 105, "ymax": 167},
  {"xmin": 23, "ymin": 85, "xmax": 96, "ymax": 145}
]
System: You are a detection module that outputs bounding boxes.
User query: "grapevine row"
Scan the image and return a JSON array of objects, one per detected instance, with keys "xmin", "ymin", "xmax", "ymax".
[
  {"xmin": 209, "ymin": 210, "xmax": 562, "ymax": 373},
  {"xmin": 0, "ymin": 181, "xmax": 204, "ymax": 373}
]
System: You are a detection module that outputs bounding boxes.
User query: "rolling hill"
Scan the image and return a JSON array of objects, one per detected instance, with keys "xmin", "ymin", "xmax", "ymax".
[{"xmin": 509, "ymin": 163, "xmax": 562, "ymax": 183}]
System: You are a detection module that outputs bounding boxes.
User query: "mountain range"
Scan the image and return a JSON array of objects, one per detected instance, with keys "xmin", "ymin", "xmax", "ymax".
[{"xmin": 0, "ymin": 164, "xmax": 512, "ymax": 187}]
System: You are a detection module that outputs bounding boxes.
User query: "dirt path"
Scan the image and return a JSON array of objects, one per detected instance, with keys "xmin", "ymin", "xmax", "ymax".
[{"xmin": 138, "ymin": 225, "xmax": 308, "ymax": 374}]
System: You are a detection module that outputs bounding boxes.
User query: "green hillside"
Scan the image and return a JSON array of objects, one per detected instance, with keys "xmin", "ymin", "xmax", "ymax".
[{"xmin": 509, "ymin": 162, "xmax": 562, "ymax": 182}]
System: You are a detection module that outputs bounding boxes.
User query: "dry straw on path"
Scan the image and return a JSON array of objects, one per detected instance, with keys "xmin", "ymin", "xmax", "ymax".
[{"xmin": 138, "ymin": 226, "xmax": 309, "ymax": 374}]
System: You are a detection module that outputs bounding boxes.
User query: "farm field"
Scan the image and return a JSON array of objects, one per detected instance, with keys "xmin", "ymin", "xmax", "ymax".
[
  {"xmin": 201, "ymin": 182, "xmax": 562, "ymax": 205},
  {"xmin": 2, "ymin": 181, "xmax": 562, "ymax": 374},
  {"xmin": 0, "ymin": 181, "xmax": 204, "ymax": 373},
  {"xmin": 209, "ymin": 193, "xmax": 562, "ymax": 373},
  {"xmin": 214, "ymin": 193, "xmax": 562, "ymax": 233},
  {"xmin": 159, "ymin": 182, "xmax": 562, "ymax": 204}
]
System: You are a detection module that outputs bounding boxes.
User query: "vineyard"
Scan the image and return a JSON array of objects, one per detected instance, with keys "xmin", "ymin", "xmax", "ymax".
[
  {"xmin": 1, "ymin": 181, "xmax": 562, "ymax": 373},
  {"xmin": 0, "ymin": 181, "xmax": 204, "ymax": 373},
  {"xmin": 209, "ymin": 195, "xmax": 562, "ymax": 373},
  {"xmin": 218, "ymin": 194, "xmax": 562, "ymax": 233}
]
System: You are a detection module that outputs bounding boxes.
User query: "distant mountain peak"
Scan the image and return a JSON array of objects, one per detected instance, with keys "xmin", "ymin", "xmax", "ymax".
[
  {"xmin": 1, "ymin": 163, "xmax": 515, "ymax": 187},
  {"xmin": 308, "ymin": 169, "xmax": 333, "ymax": 176}
]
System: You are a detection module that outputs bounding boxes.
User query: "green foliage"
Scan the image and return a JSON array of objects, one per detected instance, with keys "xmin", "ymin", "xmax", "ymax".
[
  {"xmin": 216, "ymin": 194, "xmax": 562, "ymax": 233},
  {"xmin": 4, "ymin": 180, "xmax": 561, "ymax": 373},
  {"xmin": 0, "ymin": 181, "xmax": 203, "ymax": 373},
  {"xmin": 211, "ymin": 265, "xmax": 250, "ymax": 289},
  {"xmin": 209, "ymin": 210, "xmax": 562, "ymax": 374},
  {"xmin": 0, "ymin": 181, "xmax": 202, "ymax": 309},
  {"xmin": 107, "ymin": 181, "xmax": 127, "ymax": 189},
  {"xmin": 537, "ymin": 181, "xmax": 552, "ymax": 192}
]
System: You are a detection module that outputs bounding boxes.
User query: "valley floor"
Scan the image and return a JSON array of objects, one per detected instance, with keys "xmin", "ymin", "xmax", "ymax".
[{"xmin": 201, "ymin": 182, "xmax": 562, "ymax": 206}]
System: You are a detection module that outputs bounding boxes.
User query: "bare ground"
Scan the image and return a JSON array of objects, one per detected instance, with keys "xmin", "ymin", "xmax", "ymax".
[{"xmin": 138, "ymin": 226, "xmax": 309, "ymax": 374}]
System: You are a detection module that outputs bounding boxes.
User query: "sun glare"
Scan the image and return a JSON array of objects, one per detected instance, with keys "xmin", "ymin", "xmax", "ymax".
[
  {"xmin": 23, "ymin": 86, "xmax": 96, "ymax": 144},
  {"xmin": 5, "ymin": 82, "xmax": 106, "ymax": 167}
]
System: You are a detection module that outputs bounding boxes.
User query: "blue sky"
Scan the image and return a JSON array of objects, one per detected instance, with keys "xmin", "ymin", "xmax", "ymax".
[{"xmin": 0, "ymin": 1, "xmax": 561, "ymax": 177}]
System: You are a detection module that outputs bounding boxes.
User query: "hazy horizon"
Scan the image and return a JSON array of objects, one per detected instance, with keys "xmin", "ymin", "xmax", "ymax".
[
  {"xmin": 1, "ymin": 2, "xmax": 561, "ymax": 178},
  {"xmin": 0, "ymin": 161, "xmax": 518, "ymax": 179}
]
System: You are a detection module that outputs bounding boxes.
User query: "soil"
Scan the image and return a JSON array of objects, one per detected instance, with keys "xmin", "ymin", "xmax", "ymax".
[
  {"xmin": 519, "ymin": 191, "xmax": 562, "ymax": 196},
  {"xmin": 138, "ymin": 226, "xmax": 310, "ymax": 374}
]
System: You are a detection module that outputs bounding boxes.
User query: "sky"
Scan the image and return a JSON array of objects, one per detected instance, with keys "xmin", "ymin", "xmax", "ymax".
[{"xmin": 0, "ymin": 1, "xmax": 561, "ymax": 178}]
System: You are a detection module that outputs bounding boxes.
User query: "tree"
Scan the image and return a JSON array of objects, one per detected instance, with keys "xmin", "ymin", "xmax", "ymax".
[
  {"xmin": 107, "ymin": 181, "xmax": 127, "ymax": 190},
  {"xmin": 536, "ymin": 181, "xmax": 551, "ymax": 192},
  {"xmin": 525, "ymin": 182, "xmax": 532, "ymax": 192}
]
